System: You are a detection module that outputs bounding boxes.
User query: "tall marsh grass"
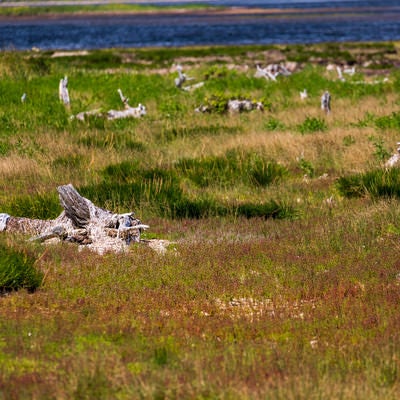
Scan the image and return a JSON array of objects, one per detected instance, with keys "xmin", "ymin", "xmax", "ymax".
[
  {"xmin": 337, "ymin": 167, "xmax": 400, "ymax": 199},
  {"xmin": 0, "ymin": 240, "xmax": 42, "ymax": 293}
]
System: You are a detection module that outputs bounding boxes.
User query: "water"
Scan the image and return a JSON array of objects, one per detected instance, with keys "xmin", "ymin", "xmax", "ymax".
[{"xmin": 0, "ymin": 1, "xmax": 399, "ymax": 50}]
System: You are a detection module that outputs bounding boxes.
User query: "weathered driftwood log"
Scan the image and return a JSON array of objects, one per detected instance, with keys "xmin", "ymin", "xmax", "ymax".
[
  {"xmin": 107, "ymin": 103, "xmax": 146, "ymax": 120},
  {"xmin": 182, "ymin": 81, "xmax": 204, "ymax": 92},
  {"xmin": 73, "ymin": 89, "xmax": 146, "ymax": 121},
  {"xmin": 174, "ymin": 64, "xmax": 193, "ymax": 88},
  {"xmin": 321, "ymin": 91, "xmax": 331, "ymax": 114},
  {"xmin": 195, "ymin": 99, "xmax": 263, "ymax": 114},
  {"xmin": 174, "ymin": 65, "xmax": 203, "ymax": 91},
  {"xmin": 254, "ymin": 64, "xmax": 292, "ymax": 81},
  {"xmin": 59, "ymin": 76, "xmax": 70, "ymax": 106},
  {"xmin": 74, "ymin": 109, "xmax": 102, "ymax": 121},
  {"xmin": 0, "ymin": 184, "xmax": 149, "ymax": 254},
  {"xmin": 106, "ymin": 88, "xmax": 147, "ymax": 120},
  {"xmin": 227, "ymin": 100, "xmax": 264, "ymax": 114}
]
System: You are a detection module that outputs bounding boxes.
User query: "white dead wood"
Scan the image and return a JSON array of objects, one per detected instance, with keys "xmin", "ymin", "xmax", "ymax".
[
  {"xmin": 106, "ymin": 88, "xmax": 146, "ymax": 120},
  {"xmin": 277, "ymin": 64, "xmax": 292, "ymax": 76},
  {"xmin": 182, "ymin": 81, "xmax": 205, "ymax": 92},
  {"xmin": 174, "ymin": 64, "xmax": 194, "ymax": 88},
  {"xmin": 321, "ymin": 91, "xmax": 331, "ymax": 114},
  {"xmin": 227, "ymin": 99, "xmax": 264, "ymax": 114},
  {"xmin": 72, "ymin": 89, "xmax": 146, "ymax": 121},
  {"xmin": 336, "ymin": 66, "xmax": 345, "ymax": 82},
  {"xmin": 59, "ymin": 76, "xmax": 70, "ymax": 106},
  {"xmin": 73, "ymin": 109, "xmax": 102, "ymax": 121},
  {"xmin": 21, "ymin": 93, "xmax": 26, "ymax": 103},
  {"xmin": 107, "ymin": 104, "xmax": 146, "ymax": 120},
  {"xmin": 174, "ymin": 64, "xmax": 203, "ymax": 91},
  {"xmin": 343, "ymin": 65, "xmax": 356, "ymax": 76},
  {"xmin": 255, "ymin": 63, "xmax": 292, "ymax": 81},
  {"xmin": 195, "ymin": 104, "xmax": 210, "ymax": 113},
  {"xmin": 385, "ymin": 142, "xmax": 400, "ymax": 168},
  {"xmin": 255, "ymin": 64, "xmax": 277, "ymax": 81},
  {"xmin": 1, "ymin": 184, "xmax": 150, "ymax": 255},
  {"xmin": 300, "ymin": 89, "xmax": 308, "ymax": 100},
  {"xmin": 195, "ymin": 99, "xmax": 263, "ymax": 114},
  {"xmin": 0, "ymin": 213, "xmax": 9, "ymax": 231}
]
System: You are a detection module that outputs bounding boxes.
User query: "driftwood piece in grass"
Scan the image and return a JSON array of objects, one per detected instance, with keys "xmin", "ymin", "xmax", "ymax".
[
  {"xmin": 72, "ymin": 89, "xmax": 146, "ymax": 121},
  {"xmin": 227, "ymin": 99, "xmax": 264, "ymax": 114},
  {"xmin": 321, "ymin": 91, "xmax": 331, "ymax": 114},
  {"xmin": 174, "ymin": 65, "xmax": 203, "ymax": 92},
  {"xmin": 195, "ymin": 99, "xmax": 264, "ymax": 114},
  {"xmin": 385, "ymin": 142, "xmax": 400, "ymax": 168},
  {"xmin": 106, "ymin": 89, "xmax": 147, "ymax": 120},
  {"xmin": 174, "ymin": 64, "xmax": 193, "ymax": 88},
  {"xmin": 59, "ymin": 76, "xmax": 70, "ymax": 106},
  {"xmin": 0, "ymin": 184, "xmax": 150, "ymax": 255},
  {"xmin": 106, "ymin": 103, "xmax": 146, "ymax": 120},
  {"xmin": 254, "ymin": 64, "xmax": 292, "ymax": 81}
]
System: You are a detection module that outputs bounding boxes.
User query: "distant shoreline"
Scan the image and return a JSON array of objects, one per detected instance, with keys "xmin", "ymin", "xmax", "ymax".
[{"xmin": 0, "ymin": 5, "xmax": 397, "ymax": 22}]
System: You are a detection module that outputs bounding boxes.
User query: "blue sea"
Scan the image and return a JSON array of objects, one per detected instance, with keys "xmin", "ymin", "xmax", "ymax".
[{"xmin": 0, "ymin": 1, "xmax": 399, "ymax": 50}]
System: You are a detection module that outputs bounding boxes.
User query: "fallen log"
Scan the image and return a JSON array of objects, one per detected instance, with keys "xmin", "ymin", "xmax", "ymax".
[
  {"xmin": 1, "ymin": 184, "xmax": 149, "ymax": 254},
  {"xmin": 195, "ymin": 99, "xmax": 264, "ymax": 114},
  {"xmin": 72, "ymin": 89, "xmax": 146, "ymax": 121}
]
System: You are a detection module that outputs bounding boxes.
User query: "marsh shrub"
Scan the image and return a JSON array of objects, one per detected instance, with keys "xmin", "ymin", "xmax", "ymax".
[
  {"xmin": 264, "ymin": 117, "xmax": 285, "ymax": 131},
  {"xmin": 205, "ymin": 69, "xmax": 265, "ymax": 93},
  {"xmin": 177, "ymin": 149, "xmax": 287, "ymax": 188},
  {"xmin": 52, "ymin": 155, "xmax": 85, "ymax": 170},
  {"xmin": 298, "ymin": 158, "xmax": 315, "ymax": 178},
  {"xmin": 298, "ymin": 116, "xmax": 327, "ymax": 134},
  {"xmin": 0, "ymin": 242, "xmax": 42, "ymax": 293},
  {"xmin": 158, "ymin": 98, "xmax": 186, "ymax": 118},
  {"xmin": 336, "ymin": 168, "xmax": 400, "ymax": 198},
  {"xmin": 79, "ymin": 50, "xmax": 122, "ymax": 69},
  {"xmin": 248, "ymin": 153, "xmax": 288, "ymax": 186},
  {"xmin": 78, "ymin": 132, "xmax": 145, "ymax": 151},
  {"xmin": 369, "ymin": 136, "xmax": 391, "ymax": 162},
  {"xmin": 85, "ymin": 160, "xmax": 293, "ymax": 219},
  {"xmin": 81, "ymin": 167, "xmax": 183, "ymax": 215},
  {"xmin": 375, "ymin": 112, "xmax": 400, "ymax": 130},
  {"xmin": 171, "ymin": 197, "xmax": 226, "ymax": 219},
  {"xmin": 353, "ymin": 112, "xmax": 376, "ymax": 128},
  {"xmin": 3, "ymin": 193, "xmax": 61, "ymax": 220},
  {"xmin": 102, "ymin": 160, "xmax": 141, "ymax": 183},
  {"xmin": 158, "ymin": 124, "xmax": 241, "ymax": 142},
  {"xmin": 342, "ymin": 135, "xmax": 356, "ymax": 147},
  {"xmin": 0, "ymin": 142, "xmax": 10, "ymax": 156},
  {"xmin": 234, "ymin": 200, "xmax": 296, "ymax": 219}
]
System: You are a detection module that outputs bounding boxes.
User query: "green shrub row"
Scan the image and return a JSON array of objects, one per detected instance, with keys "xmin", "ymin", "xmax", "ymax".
[
  {"xmin": 80, "ymin": 153, "xmax": 295, "ymax": 219},
  {"xmin": 336, "ymin": 168, "xmax": 400, "ymax": 199}
]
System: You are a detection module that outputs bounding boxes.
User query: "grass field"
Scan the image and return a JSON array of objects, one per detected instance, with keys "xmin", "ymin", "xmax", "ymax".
[{"xmin": 1, "ymin": 41, "xmax": 400, "ymax": 398}]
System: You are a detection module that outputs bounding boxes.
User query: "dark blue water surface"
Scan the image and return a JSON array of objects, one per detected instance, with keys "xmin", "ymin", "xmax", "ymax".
[{"xmin": 1, "ymin": 1, "xmax": 400, "ymax": 50}]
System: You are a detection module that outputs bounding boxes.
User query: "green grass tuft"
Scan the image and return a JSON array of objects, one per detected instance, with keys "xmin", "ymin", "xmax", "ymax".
[{"xmin": 0, "ymin": 241, "xmax": 42, "ymax": 293}]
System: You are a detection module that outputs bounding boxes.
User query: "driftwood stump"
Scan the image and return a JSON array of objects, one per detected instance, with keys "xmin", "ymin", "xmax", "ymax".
[{"xmin": 0, "ymin": 184, "xmax": 149, "ymax": 254}]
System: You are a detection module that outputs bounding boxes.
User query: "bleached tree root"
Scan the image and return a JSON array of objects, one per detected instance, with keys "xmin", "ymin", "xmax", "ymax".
[{"xmin": 1, "ymin": 184, "xmax": 150, "ymax": 255}]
